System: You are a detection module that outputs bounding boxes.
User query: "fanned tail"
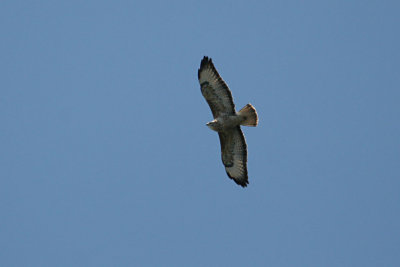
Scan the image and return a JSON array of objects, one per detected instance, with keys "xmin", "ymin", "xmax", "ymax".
[{"xmin": 238, "ymin": 104, "xmax": 258, "ymax": 126}]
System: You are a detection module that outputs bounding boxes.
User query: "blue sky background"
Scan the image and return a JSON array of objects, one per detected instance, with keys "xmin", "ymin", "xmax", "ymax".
[{"xmin": 1, "ymin": 1, "xmax": 399, "ymax": 266}]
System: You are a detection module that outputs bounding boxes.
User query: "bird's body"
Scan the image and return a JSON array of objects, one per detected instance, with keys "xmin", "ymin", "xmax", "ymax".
[
  {"xmin": 206, "ymin": 114, "xmax": 245, "ymax": 132},
  {"xmin": 198, "ymin": 56, "xmax": 258, "ymax": 187}
]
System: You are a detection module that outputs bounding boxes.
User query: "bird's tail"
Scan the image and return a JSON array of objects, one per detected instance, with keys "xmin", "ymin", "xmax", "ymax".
[{"xmin": 238, "ymin": 104, "xmax": 258, "ymax": 127}]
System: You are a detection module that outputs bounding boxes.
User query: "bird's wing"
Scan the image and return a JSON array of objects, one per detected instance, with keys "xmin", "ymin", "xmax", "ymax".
[
  {"xmin": 198, "ymin": 56, "xmax": 235, "ymax": 118},
  {"xmin": 218, "ymin": 126, "xmax": 248, "ymax": 187}
]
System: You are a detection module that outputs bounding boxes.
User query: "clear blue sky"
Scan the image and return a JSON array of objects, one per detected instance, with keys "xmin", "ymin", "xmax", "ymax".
[{"xmin": 1, "ymin": 1, "xmax": 399, "ymax": 266}]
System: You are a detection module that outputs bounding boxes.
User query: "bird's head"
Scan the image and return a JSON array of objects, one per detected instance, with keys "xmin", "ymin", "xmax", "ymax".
[{"xmin": 206, "ymin": 120, "xmax": 219, "ymax": 131}]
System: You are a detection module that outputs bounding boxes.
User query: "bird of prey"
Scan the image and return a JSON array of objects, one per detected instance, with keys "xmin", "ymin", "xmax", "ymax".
[{"xmin": 198, "ymin": 56, "xmax": 258, "ymax": 187}]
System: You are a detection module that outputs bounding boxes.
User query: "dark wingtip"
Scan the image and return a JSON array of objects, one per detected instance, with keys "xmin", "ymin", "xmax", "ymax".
[
  {"xmin": 236, "ymin": 179, "xmax": 249, "ymax": 188},
  {"xmin": 198, "ymin": 56, "xmax": 213, "ymax": 79},
  {"xmin": 201, "ymin": 56, "xmax": 212, "ymax": 65},
  {"xmin": 226, "ymin": 171, "xmax": 249, "ymax": 188},
  {"xmin": 239, "ymin": 182, "xmax": 249, "ymax": 188}
]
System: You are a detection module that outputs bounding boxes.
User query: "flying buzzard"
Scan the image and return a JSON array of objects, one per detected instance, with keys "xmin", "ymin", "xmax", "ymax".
[{"xmin": 198, "ymin": 56, "xmax": 258, "ymax": 187}]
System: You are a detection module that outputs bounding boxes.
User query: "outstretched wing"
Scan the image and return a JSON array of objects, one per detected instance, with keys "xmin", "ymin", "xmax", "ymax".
[
  {"xmin": 218, "ymin": 127, "xmax": 248, "ymax": 187},
  {"xmin": 198, "ymin": 56, "xmax": 235, "ymax": 118}
]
